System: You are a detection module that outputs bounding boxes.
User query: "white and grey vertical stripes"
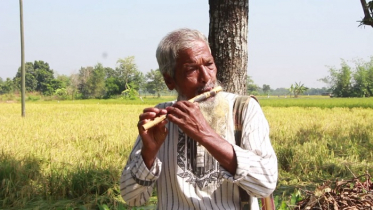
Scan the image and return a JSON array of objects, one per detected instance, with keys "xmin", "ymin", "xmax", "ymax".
[{"xmin": 120, "ymin": 92, "xmax": 278, "ymax": 210}]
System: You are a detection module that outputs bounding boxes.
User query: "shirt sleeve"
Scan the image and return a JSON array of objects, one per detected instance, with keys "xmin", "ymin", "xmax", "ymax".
[
  {"xmin": 220, "ymin": 99, "xmax": 278, "ymax": 198},
  {"xmin": 120, "ymin": 135, "xmax": 162, "ymax": 206},
  {"xmin": 119, "ymin": 102, "xmax": 172, "ymax": 206}
]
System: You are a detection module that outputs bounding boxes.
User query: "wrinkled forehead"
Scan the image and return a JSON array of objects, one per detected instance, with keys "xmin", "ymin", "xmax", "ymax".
[{"xmin": 177, "ymin": 41, "xmax": 212, "ymax": 61}]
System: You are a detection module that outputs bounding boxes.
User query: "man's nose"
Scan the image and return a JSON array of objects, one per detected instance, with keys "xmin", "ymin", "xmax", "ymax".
[{"xmin": 198, "ymin": 66, "xmax": 211, "ymax": 83}]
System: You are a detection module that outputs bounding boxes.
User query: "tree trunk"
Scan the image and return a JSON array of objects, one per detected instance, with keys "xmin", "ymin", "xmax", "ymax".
[
  {"xmin": 208, "ymin": 0, "xmax": 249, "ymax": 95},
  {"xmin": 360, "ymin": 0, "xmax": 373, "ymax": 27}
]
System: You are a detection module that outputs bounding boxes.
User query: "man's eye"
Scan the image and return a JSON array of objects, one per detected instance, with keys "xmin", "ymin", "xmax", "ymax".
[
  {"xmin": 187, "ymin": 67, "xmax": 197, "ymax": 71},
  {"xmin": 185, "ymin": 67, "xmax": 197, "ymax": 76},
  {"xmin": 206, "ymin": 63, "xmax": 214, "ymax": 69}
]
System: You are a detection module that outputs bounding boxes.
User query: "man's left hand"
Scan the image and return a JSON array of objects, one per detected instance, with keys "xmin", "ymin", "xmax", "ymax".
[{"xmin": 166, "ymin": 101, "xmax": 214, "ymax": 143}]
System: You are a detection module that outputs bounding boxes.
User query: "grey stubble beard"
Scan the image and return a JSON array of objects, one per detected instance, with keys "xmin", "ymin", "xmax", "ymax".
[
  {"xmin": 198, "ymin": 92, "xmax": 229, "ymax": 137},
  {"xmin": 175, "ymin": 80, "xmax": 228, "ymax": 135}
]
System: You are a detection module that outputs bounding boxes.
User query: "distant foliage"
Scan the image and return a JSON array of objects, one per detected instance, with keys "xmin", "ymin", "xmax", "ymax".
[
  {"xmin": 246, "ymin": 75, "xmax": 260, "ymax": 95},
  {"xmin": 1, "ymin": 57, "xmax": 157, "ymax": 100},
  {"xmin": 288, "ymin": 82, "xmax": 309, "ymax": 98},
  {"xmin": 12, "ymin": 60, "xmax": 63, "ymax": 95},
  {"xmin": 262, "ymin": 84, "xmax": 271, "ymax": 94},
  {"xmin": 0, "ymin": 78, "xmax": 13, "ymax": 94},
  {"xmin": 121, "ymin": 83, "xmax": 138, "ymax": 100},
  {"xmin": 146, "ymin": 69, "xmax": 167, "ymax": 97},
  {"xmin": 55, "ymin": 88, "xmax": 68, "ymax": 100},
  {"xmin": 6, "ymin": 56, "xmax": 373, "ymax": 100},
  {"xmin": 320, "ymin": 57, "xmax": 373, "ymax": 97}
]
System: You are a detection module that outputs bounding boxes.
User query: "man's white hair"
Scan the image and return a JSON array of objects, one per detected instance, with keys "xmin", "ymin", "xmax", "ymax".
[{"xmin": 156, "ymin": 28, "xmax": 211, "ymax": 78}]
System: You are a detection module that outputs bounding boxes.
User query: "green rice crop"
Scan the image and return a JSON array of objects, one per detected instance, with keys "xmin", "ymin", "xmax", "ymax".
[
  {"xmin": 258, "ymin": 96, "xmax": 373, "ymax": 108},
  {"xmin": 0, "ymin": 99, "xmax": 372, "ymax": 209}
]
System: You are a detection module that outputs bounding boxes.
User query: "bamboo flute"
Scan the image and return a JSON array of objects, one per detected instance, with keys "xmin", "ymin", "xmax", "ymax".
[{"xmin": 141, "ymin": 86, "xmax": 222, "ymax": 130}]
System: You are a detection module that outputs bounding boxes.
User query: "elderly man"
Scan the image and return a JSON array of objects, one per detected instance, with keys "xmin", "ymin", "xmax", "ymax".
[{"xmin": 120, "ymin": 28, "xmax": 277, "ymax": 210}]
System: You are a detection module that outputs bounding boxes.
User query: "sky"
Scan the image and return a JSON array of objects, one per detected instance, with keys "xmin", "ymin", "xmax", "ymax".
[{"xmin": 1, "ymin": 0, "xmax": 372, "ymax": 89}]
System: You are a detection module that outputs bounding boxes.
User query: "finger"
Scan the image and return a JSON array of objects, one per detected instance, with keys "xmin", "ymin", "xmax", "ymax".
[
  {"xmin": 138, "ymin": 121, "xmax": 158, "ymax": 136},
  {"xmin": 143, "ymin": 107, "xmax": 165, "ymax": 114},
  {"xmin": 173, "ymin": 101, "xmax": 196, "ymax": 111},
  {"xmin": 146, "ymin": 108, "xmax": 167, "ymax": 115},
  {"xmin": 154, "ymin": 121, "xmax": 168, "ymax": 139},
  {"xmin": 139, "ymin": 109, "xmax": 168, "ymax": 121},
  {"xmin": 168, "ymin": 102, "xmax": 196, "ymax": 116},
  {"xmin": 137, "ymin": 120, "xmax": 146, "ymax": 133},
  {"xmin": 137, "ymin": 119, "xmax": 151, "ymax": 129},
  {"xmin": 155, "ymin": 122, "xmax": 168, "ymax": 135},
  {"xmin": 139, "ymin": 112, "xmax": 157, "ymax": 121},
  {"xmin": 157, "ymin": 118, "xmax": 168, "ymax": 127},
  {"xmin": 159, "ymin": 109, "xmax": 168, "ymax": 115},
  {"xmin": 166, "ymin": 106, "xmax": 181, "ymax": 118},
  {"xmin": 166, "ymin": 113, "xmax": 185, "ymax": 126}
]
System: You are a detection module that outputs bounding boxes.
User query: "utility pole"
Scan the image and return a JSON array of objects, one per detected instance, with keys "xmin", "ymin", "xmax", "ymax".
[{"xmin": 19, "ymin": 0, "xmax": 25, "ymax": 117}]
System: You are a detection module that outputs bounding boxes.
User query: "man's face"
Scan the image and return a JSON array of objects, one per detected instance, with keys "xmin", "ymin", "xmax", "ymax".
[{"xmin": 165, "ymin": 40, "xmax": 218, "ymax": 100}]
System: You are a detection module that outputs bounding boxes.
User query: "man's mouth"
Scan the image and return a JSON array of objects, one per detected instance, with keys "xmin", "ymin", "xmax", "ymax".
[{"xmin": 197, "ymin": 85, "xmax": 214, "ymax": 95}]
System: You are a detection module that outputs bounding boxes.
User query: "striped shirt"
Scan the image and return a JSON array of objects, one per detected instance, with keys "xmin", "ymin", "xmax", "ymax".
[{"xmin": 120, "ymin": 92, "xmax": 278, "ymax": 210}]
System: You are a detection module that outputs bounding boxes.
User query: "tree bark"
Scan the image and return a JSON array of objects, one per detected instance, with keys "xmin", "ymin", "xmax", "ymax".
[
  {"xmin": 360, "ymin": 0, "xmax": 373, "ymax": 27},
  {"xmin": 208, "ymin": 0, "xmax": 248, "ymax": 95}
]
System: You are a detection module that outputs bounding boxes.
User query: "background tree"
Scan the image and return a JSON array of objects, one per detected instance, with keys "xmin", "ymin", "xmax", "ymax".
[
  {"xmin": 45, "ymin": 79, "xmax": 64, "ymax": 96},
  {"xmin": 13, "ymin": 60, "xmax": 62, "ymax": 95},
  {"xmin": 0, "ymin": 78, "xmax": 14, "ymax": 94},
  {"xmin": 288, "ymin": 84, "xmax": 295, "ymax": 97},
  {"xmin": 68, "ymin": 73, "xmax": 79, "ymax": 100},
  {"xmin": 146, "ymin": 69, "xmax": 168, "ymax": 97},
  {"xmin": 262, "ymin": 84, "xmax": 271, "ymax": 95},
  {"xmin": 14, "ymin": 62, "xmax": 37, "ymax": 92},
  {"xmin": 367, "ymin": 58, "xmax": 373, "ymax": 96},
  {"xmin": 77, "ymin": 64, "xmax": 106, "ymax": 99},
  {"xmin": 105, "ymin": 77, "xmax": 120, "ymax": 98},
  {"xmin": 353, "ymin": 63, "xmax": 369, "ymax": 97},
  {"xmin": 0, "ymin": 77, "xmax": 4, "ymax": 94},
  {"xmin": 332, "ymin": 62, "xmax": 352, "ymax": 97},
  {"xmin": 54, "ymin": 88, "xmax": 68, "ymax": 100},
  {"xmin": 121, "ymin": 83, "xmax": 138, "ymax": 100},
  {"xmin": 89, "ymin": 63, "xmax": 106, "ymax": 98},
  {"xmin": 55, "ymin": 74, "xmax": 71, "ymax": 90},
  {"xmin": 130, "ymin": 71, "xmax": 146, "ymax": 92},
  {"xmin": 320, "ymin": 60, "xmax": 353, "ymax": 97},
  {"xmin": 209, "ymin": 0, "xmax": 248, "ymax": 95},
  {"xmin": 34, "ymin": 60, "xmax": 55, "ymax": 95},
  {"xmin": 271, "ymin": 88, "xmax": 290, "ymax": 96},
  {"xmin": 246, "ymin": 75, "xmax": 259, "ymax": 95},
  {"xmin": 104, "ymin": 67, "xmax": 116, "ymax": 79},
  {"xmin": 305, "ymin": 87, "xmax": 329, "ymax": 95},
  {"xmin": 318, "ymin": 58, "xmax": 373, "ymax": 97},
  {"xmin": 352, "ymin": 57, "xmax": 373, "ymax": 97},
  {"xmin": 116, "ymin": 56, "xmax": 138, "ymax": 93},
  {"xmin": 104, "ymin": 67, "xmax": 121, "ymax": 98},
  {"xmin": 291, "ymin": 82, "xmax": 309, "ymax": 98},
  {"xmin": 0, "ymin": 77, "xmax": 3, "ymax": 93},
  {"xmin": 77, "ymin": 66, "xmax": 94, "ymax": 99}
]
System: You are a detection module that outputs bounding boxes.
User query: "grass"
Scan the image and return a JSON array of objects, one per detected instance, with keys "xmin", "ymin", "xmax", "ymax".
[
  {"xmin": 0, "ymin": 93, "xmax": 177, "ymax": 105},
  {"xmin": 0, "ymin": 102, "xmax": 144, "ymax": 209},
  {"xmin": 257, "ymin": 95, "xmax": 373, "ymax": 108},
  {"xmin": 266, "ymin": 107, "xmax": 373, "ymax": 190},
  {"xmin": 0, "ymin": 97, "xmax": 372, "ymax": 209}
]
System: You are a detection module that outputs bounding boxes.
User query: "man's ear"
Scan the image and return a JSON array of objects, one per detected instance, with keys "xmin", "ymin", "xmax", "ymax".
[{"xmin": 163, "ymin": 73, "xmax": 175, "ymax": 90}]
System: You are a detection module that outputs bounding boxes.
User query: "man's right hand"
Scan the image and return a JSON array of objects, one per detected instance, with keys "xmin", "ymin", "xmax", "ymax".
[{"xmin": 138, "ymin": 107, "xmax": 168, "ymax": 169}]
